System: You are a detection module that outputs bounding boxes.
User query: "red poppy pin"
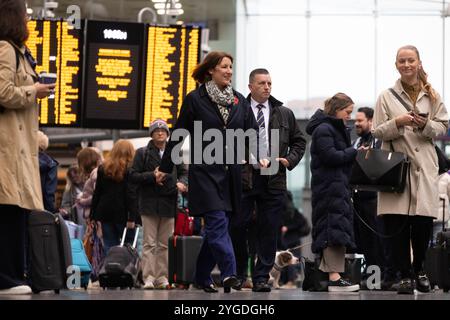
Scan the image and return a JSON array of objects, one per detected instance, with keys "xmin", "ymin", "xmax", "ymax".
[{"xmin": 233, "ymin": 96, "xmax": 239, "ymax": 106}]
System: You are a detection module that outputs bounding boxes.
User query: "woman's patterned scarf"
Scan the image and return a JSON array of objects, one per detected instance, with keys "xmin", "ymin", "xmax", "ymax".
[{"xmin": 205, "ymin": 80, "xmax": 234, "ymax": 123}]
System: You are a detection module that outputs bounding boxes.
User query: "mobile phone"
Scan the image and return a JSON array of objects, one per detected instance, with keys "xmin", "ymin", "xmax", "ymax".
[
  {"xmin": 39, "ymin": 72, "xmax": 57, "ymax": 85},
  {"xmin": 418, "ymin": 112, "xmax": 429, "ymax": 117}
]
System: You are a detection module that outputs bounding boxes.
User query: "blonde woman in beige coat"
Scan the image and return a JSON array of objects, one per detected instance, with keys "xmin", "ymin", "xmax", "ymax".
[
  {"xmin": 0, "ymin": 0, "xmax": 55, "ymax": 295},
  {"xmin": 373, "ymin": 45, "xmax": 448, "ymax": 294}
]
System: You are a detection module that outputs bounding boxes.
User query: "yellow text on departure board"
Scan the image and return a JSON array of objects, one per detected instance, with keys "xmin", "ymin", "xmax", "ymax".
[
  {"xmin": 58, "ymin": 22, "xmax": 80, "ymax": 125},
  {"xmin": 27, "ymin": 20, "xmax": 81, "ymax": 126},
  {"xmin": 95, "ymin": 49, "xmax": 133, "ymax": 102},
  {"xmin": 143, "ymin": 26, "xmax": 200, "ymax": 128}
]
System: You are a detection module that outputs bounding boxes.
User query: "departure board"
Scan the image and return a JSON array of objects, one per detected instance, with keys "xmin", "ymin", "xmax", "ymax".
[
  {"xmin": 27, "ymin": 19, "xmax": 82, "ymax": 127},
  {"xmin": 143, "ymin": 25, "xmax": 200, "ymax": 128},
  {"xmin": 82, "ymin": 21, "xmax": 144, "ymax": 129}
]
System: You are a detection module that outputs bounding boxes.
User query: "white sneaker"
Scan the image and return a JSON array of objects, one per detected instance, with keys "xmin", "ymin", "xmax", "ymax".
[
  {"xmin": 143, "ymin": 279, "xmax": 155, "ymax": 290},
  {"xmin": 0, "ymin": 285, "xmax": 32, "ymax": 295}
]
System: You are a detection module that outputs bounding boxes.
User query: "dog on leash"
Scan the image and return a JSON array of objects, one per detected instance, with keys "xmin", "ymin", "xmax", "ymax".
[{"xmin": 268, "ymin": 250, "xmax": 299, "ymax": 289}]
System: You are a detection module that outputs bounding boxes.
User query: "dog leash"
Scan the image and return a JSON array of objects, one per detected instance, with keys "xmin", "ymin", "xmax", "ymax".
[{"xmin": 287, "ymin": 241, "xmax": 312, "ymax": 253}]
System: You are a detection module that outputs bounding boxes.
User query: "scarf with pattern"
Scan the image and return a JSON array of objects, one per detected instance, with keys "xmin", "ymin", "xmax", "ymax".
[{"xmin": 205, "ymin": 80, "xmax": 234, "ymax": 123}]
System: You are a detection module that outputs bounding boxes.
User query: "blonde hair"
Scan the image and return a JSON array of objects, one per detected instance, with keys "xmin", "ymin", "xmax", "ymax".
[
  {"xmin": 324, "ymin": 93, "xmax": 354, "ymax": 116},
  {"xmin": 396, "ymin": 45, "xmax": 437, "ymax": 104},
  {"xmin": 103, "ymin": 139, "xmax": 135, "ymax": 182},
  {"xmin": 37, "ymin": 130, "xmax": 49, "ymax": 151}
]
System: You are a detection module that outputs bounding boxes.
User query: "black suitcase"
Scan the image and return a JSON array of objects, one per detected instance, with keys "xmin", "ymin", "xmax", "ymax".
[
  {"xmin": 28, "ymin": 210, "xmax": 73, "ymax": 294},
  {"xmin": 99, "ymin": 227, "xmax": 141, "ymax": 289},
  {"xmin": 425, "ymin": 198, "xmax": 450, "ymax": 292},
  {"xmin": 168, "ymin": 235, "xmax": 203, "ymax": 288}
]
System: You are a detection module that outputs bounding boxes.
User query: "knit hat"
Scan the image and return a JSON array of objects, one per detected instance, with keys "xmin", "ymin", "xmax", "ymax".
[{"xmin": 148, "ymin": 119, "xmax": 170, "ymax": 137}]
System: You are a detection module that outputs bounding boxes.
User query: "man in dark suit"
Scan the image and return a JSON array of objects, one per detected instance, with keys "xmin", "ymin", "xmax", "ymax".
[{"xmin": 230, "ymin": 68, "xmax": 306, "ymax": 292}]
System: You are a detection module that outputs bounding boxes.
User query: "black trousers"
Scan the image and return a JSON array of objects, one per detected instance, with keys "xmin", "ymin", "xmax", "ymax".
[
  {"xmin": 383, "ymin": 214, "xmax": 433, "ymax": 279},
  {"xmin": 0, "ymin": 205, "xmax": 27, "ymax": 289},
  {"xmin": 353, "ymin": 196, "xmax": 386, "ymax": 273},
  {"xmin": 230, "ymin": 173, "xmax": 285, "ymax": 283}
]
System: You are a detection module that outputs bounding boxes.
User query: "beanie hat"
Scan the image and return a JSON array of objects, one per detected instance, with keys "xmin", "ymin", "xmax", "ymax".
[{"xmin": 149, "ymin": 119, "xmax": 170, "ymax": 137}]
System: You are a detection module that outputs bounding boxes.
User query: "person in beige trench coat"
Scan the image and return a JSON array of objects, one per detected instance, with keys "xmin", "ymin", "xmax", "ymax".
[
  {"xmin": 373, "ymin": 45, "xmax": 448, "ymax": 294},
  {"xmin": 0, "ymin": 0, "xmax": 55, "ymax": 295}
]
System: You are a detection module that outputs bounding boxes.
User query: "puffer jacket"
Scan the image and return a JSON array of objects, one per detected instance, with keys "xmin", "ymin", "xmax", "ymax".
[{"xmin": 306, "ymin": 109, "xmax": 357, "ymax": 254}]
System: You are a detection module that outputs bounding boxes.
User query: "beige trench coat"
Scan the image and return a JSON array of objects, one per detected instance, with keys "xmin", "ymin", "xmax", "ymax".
[
  {"xmin": 0, "ymin": 41, "xmax": 43, "ymax": 211},
  {"xmin": 373, "ymin": 79, "xmax": 449, "ymax": 219}
]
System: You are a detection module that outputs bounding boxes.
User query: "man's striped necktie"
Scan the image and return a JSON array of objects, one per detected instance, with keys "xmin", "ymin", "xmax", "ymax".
[{"xmin": 257, "ymin": 104, "xmax": 268, "ymax": 158}]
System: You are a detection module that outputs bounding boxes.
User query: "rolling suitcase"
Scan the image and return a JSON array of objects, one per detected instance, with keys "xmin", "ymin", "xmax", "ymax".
[
  {"xmin": 98, "ymin": 227, "xmax": 141, "ymax": 289},
  {"xmin": 70, "ymin": 238, "xmax": 92, "ymax": 289},
  {"xmin": 168, "ymin": 235, "xmax": 203, "ymax": 288},
  {"xmin": 28, "ymin": 210, "xmax": 73, "ymax": 294},
  {"xmin": 425, "ymin": 198, "xmax": 450, "ymax": 292}
]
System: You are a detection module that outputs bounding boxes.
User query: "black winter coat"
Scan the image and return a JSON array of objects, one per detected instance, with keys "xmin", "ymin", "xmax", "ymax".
[
  {"xmin": 305, "ymin": 109, "xmax": 357, "ymax": 254},
  {"xmin": 242, "ymin": 95, "xmax": 306, "ymax": 191},
  {"xmin": 160, "ymin": 84, "xmax": 259, "ymax": 216},
  {"xmin": 129, "ymin": 140, "xmax": 187, "ymax": 218},
  {"xmin": 39, "ymin": 151, "xmax": 58, "ymax": 213},
  {"xmin": 91, "ymin": 166, "xmax": 137, "ymax": 224}
]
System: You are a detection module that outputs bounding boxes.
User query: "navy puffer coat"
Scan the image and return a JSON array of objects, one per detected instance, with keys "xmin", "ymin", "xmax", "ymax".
[{"xmin": 305, "ymin": 109, "xmax": 357, "ymax": 254}]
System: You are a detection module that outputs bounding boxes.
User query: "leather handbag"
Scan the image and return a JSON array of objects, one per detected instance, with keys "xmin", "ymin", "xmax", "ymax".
[
  {"xmin": 435, "ymin": 144, "xmax": 450, "ymax": 174},
  {"xmin": 350, "ymin": 145, "xmax": 410, "ymax": 193}
]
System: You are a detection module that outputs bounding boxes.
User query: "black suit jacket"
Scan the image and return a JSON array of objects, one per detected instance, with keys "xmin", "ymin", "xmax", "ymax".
[{"xmin": 242, "ymin": 95, "xmax": 307, "ymax": 190}]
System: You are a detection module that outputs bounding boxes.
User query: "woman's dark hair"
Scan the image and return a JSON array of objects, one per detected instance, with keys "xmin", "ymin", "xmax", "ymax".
[
  {"xmin": 324, "ymin": 93, "xmax": 354, "ymax": 116},
  {"xmin": 0, "ymin": 0, "xmax": 29, "ymax": 46},
  {"xmin": 192, "ymin": 51, "xmax": 233, "ymax": 84},
  {"xmin": 77, "ymin": 147, "xmax": 102, "ymax": 179}
]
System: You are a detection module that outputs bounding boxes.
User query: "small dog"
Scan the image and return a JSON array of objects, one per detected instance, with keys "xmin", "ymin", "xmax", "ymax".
[{"xmin": 268, "ymin": 250, "xmax": 299, "ymax": 289}]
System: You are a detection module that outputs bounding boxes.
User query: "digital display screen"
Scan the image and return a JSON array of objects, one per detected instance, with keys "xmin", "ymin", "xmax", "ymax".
[
  {"xmin": 143, "ymin": 25, "xmax": 200, "ymax": 128},
  {"xmin": 27, "ymin": 19, "xmax": 82, "ymax": 127},
  {"xmin": 82, "ymin": 20, "xmax": 144, "ymax": 129}
]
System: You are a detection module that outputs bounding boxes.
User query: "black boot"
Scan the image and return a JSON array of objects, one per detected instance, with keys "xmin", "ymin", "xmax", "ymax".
[{"xmin": 223, "ymin": 276, "xmax": 239, "ymax": 293}]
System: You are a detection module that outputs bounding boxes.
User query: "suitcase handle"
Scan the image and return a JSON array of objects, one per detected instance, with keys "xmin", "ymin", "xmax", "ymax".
[
  {"xmin": 441, "ymin": 197, "xmax": 446, "ymax": 232},
  {"xmin": 120, "ymin": 227, "xmax": 140, "ymax": 249}
]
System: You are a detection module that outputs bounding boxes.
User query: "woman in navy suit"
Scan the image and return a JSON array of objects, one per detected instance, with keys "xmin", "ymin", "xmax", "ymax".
[{"xmin": 158, "ymin": 51, "xmax": 260, "ymax": 292}]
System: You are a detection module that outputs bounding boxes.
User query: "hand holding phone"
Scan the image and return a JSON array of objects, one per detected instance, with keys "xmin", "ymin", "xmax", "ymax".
[
  {"xmin": 34, "ymin": 82, "xmax": 56, "ymax": 99},
  {"xmin": 39, "ymin": 72, "xmax": 57, "ymax": 85},
  {"xmin": 413, "ymin": 112, "xmax": 428, "ymax": 129}
]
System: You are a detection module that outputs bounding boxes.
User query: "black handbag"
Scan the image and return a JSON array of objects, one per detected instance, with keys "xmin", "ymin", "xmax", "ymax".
[
  {"xmin": 350, "ymin": 145, "xmax": 410, "ymax": 193},
  {"xmin": 435, "ymin": 145, "xmax": 450, "ymax": 174}
]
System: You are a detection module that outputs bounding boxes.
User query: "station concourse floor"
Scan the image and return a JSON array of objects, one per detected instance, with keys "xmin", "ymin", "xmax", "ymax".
[{"xmin": 1, "ymin": 286, "xmax": 450, "ymax": 300}]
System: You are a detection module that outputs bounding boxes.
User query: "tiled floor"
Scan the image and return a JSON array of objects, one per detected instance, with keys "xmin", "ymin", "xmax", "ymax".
[{"xmin": 1, "ymin": 287, "xmax": 450, "ymax": 300}]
